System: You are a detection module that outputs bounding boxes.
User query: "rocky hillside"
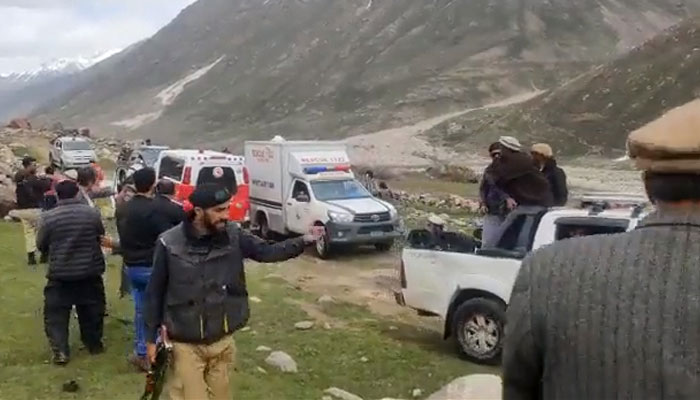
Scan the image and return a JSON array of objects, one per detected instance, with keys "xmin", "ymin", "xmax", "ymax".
[
  {"xmin": 430, "ymin": 16, "xmax": 700, "ymax": 157},
  {"xmin": 33, "ymin": 0, "xmax": 700, "ymax": 149}
]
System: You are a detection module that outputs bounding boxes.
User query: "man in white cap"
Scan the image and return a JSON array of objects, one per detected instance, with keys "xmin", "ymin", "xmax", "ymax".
[
  {"xmin": 488, "ymin": 136, "xmax": 553, "ymax": 209},
  {"xmin": 427, "ymin": 214, "xmax": 448, "ymax": 250}
]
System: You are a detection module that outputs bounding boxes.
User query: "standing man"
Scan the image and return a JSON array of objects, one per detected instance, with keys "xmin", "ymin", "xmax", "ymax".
[
  {"xmin": 10, "ymin": 156, "xmax": 44, "ymax": 265},
  {"xmin": 116, "ymin": 167, "xmax": 172, "ymax": 371},
  {"xmin": 76, "ymin": 167, "xmax": 113, "ymax": 209},
  {"xmin": 479, "ymin": 142, "xmax": 516, "ymax": 247},
  {"xmin": 154, "ymin": 179, "xmax": 186, "ymax": 227},
  {"xmin": 531, "ymin": 143, "xmax": 568, "ymax": 206},
  {"xmin": 360, "ymin": 170, "xmax": 379, "ymax": 196},
  {"xmin": 145, "ymin": 183, "xmax": 318, "ymax": 400},
  {"xmin": 489, "ymin": 136, "xmax": 553, "ymax": 208},
  {"xmin": 503, "ymin": 101, "xmax": 700, "ymax": 399},
  {"xmin": 37, "ymin": 180, "xmax": 106, "ymax": 365}
]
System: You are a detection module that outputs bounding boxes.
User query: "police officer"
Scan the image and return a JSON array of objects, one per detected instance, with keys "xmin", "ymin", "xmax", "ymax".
[{"xmin": 145, "ymin": 183, "xmax": 319, "ymax": 400}]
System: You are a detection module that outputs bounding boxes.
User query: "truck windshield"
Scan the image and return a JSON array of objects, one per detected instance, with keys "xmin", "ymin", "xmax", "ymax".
[
  {"xmin": 63, "ymin": 141, "xmax": 92, "ymax": 151},
  {"xmin": 139, "ymin": 148, "xmax": 165, "ymax": 166},
  {"xmin": 311, "ymin": 180, "xmax": 370, "ymax": 201}
]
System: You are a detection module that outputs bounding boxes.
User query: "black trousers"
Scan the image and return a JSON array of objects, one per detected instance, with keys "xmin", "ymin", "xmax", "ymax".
[{"xmin": 43, "ymin": 276, "xmax": 105, "ymax": 355}]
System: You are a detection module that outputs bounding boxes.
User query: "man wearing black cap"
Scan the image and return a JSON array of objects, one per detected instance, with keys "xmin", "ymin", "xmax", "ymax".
[
  {"xmin": 145, "ymin": 183, "xmax": 319, "ymax": 400},
  {"xmin": 10, "ymin": 156, "xmax": 48, "ymax": 265},
  {"xmin": 113, "ymin": 167, "xmax": 173, "ymax": 371},
  {"xmin": 37, "ymin": 180, "xmax": 107, "ymax": 366}
]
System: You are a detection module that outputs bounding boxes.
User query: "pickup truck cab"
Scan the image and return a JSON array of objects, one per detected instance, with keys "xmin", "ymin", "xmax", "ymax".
[
  {"xmin": 396, "ymin": 196, "xmax": 649, "ymax": 365},
  {"xmin": 154, "ymin": 149, "xmax": 250, "ymax": 223},
  {"xmin": 245, "ymin": 137, "xmax": 401, "ymax": 258},
  {"xmin": 49, "ymin": 136, "xmax": 97, "ymax": 170},
  {"xmin": 115, "ymin": 144, "xmax": 169, "ymax": 188}
]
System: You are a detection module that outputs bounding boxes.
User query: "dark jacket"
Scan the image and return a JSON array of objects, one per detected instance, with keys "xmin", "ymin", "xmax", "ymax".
[
  {"xmin": 117, "ymin": 195, "xmax": 172, "ymax": 266},
  {"xmin": 541, "ymin": 158, "xmax": 568, "ymax": 206},
  {"xmin": 15, "ymin": 170, "xmax": 47, "ymax": 209},
  {"xmin": 145, "ymin": 220, "xmax": 305, "ymax": 344},
  {"xmin": 153, "ymin": 195, "xmax": 186, "ymax": 228},
  {"xmin": 503, "ymin": 209, "xmax": 700, "ymax": 400},
  {"xmin": 37, "ymin": 198, "xmax": 106, "ymax": 281},
  {"xmin": 479, "ymin": 164, "xmax": 509, "ymax": 216},
  {"xmin": 491, "ymin": 151, "xmax": 553, "ymax": 207}
]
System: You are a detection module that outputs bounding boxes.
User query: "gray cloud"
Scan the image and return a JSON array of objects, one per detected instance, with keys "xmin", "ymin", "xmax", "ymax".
[{"xmin": 0, "ymin": 0, "xmax": 196, "ymax": 73}]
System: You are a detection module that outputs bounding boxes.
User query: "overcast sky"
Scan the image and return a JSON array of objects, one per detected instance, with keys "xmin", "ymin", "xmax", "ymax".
[{"xmin": 0, "ymin": 0, "xmax": 197, "ymax": 74}]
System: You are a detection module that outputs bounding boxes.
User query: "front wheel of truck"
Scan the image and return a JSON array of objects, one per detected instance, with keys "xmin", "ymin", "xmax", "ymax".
[{"xmin": 315, "ymin": 223, "xmax": 333, "ymax": 259}]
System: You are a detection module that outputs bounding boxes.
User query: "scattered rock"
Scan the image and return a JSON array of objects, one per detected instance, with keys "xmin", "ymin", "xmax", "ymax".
[
  {"xmin": 412, "ymin": 388, "xmax": 423, "ymax": 398},
  {"xmin": 427, "ymin": 375, "xmax": 502, "ymax": 400},
  {"xmin": 323, "ymin": 322, "xmax": 332, "ymax": 330},
  {"xmin": 295, "ymin": 321, "xmax": 315, "ymax": 330},
  {"xmin": 389, "ymin": 326, "xmax": 399, "ymax": 331},
  {"xmin": 265, "ymin": 351, "xmax": 298, "ymax": 373},
  {"xmin": 250, "ymin": 296, "xmax": 262, "ymax": 303},
  {"xmin": 360, "ymin": 356, "xmax": 369, "ymax": 363},
  {"xmin": 7, "ymin": 118, "xmax": 31, "ymax": 130},
  {"xmin": 322, "ymin": 397, "xmax": 333, "ymax": 400},
  {"xmin": 324, "ymin": 387, "xmax": 363, "ymax": 400},
  {"xmin": 239, "ymin": 326, "xmax": 251, "ymax": 332},
  {"xmin": 256, "ymin": 345, "xmax": 271, "ymax": 352},
  {"xmin": 317, "ymin": 295, "xmax": 335, "ymax": 304},
  {"xmin": 256, "ymin": 366, "xmax": 268, "ymax": 375}
]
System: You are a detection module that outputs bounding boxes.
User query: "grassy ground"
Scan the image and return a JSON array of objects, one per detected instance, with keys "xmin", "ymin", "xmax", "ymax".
[
  {"xmin": 0, "ymin": 222, "xmax": 488, "ymax": 399},
  {"xmin": 388, "ymin": 174, "xmax": 480, "ymax": 198}
]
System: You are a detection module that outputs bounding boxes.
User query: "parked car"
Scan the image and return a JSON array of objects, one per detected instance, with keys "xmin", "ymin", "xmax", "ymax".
[
  {"xmin": 49, "ymin": 136, "xmax": 97, "ymax": 170},
  {"xmin": 395, "ymin": 195, "xmax": 649, "ymax": 365},
  {"xmin": 245, "ymin": 137, "xmax": 401, "ymax": 258},
  {"xmin": 115, "ymin": 144, "xmax": 169, "ymax": 187}
]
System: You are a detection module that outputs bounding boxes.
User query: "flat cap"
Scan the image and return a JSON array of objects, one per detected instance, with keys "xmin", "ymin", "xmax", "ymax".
[
  {"xmin": 189, "ymin": 183, "xmax": 231, "ymax": 209},
  {"xmin": 498, "ymin": 136, "xmax": 522, "ymax": 152},
  {"xmin": 531, "ymin": 143, "xmax": 553, "ymax": 158},
  {"xmin": 628, "ymin": 99, "xmax": 700, "ymax": 173}
]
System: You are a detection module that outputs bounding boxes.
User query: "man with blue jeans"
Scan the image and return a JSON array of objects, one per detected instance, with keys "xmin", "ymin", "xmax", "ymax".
[{"xmin": 115, "ymin": 167, "xmax": 173, "ymax": 371}]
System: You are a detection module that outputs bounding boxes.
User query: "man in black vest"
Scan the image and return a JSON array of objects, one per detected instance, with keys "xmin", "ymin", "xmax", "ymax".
[{"xmin": 145, "ymin": 183, "xmax": 318, "ymax": 400}]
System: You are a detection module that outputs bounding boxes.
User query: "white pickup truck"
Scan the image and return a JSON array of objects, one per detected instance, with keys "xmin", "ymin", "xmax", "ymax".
[{"xmin": 395, "ymin": 196, "xmax": 649, "ymax": 365}]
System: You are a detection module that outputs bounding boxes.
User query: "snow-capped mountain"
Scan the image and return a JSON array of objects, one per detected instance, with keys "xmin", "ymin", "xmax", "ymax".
[
  {"xmin": 0, "ymin": 49, "xmax": 122, "ymax": 121},
  {"xmin": 0, "ymin": 49, "xmax": 122, "ymax": 83}
]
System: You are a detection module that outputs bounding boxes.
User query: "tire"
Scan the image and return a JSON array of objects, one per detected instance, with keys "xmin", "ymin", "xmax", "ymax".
[
  {"xmin": 375, "ymin": 240, "xmax": 394, "ymax": 252},
  {"xmin": 258, "ymin": 214, "xmax": 273, "ymax": 240},
  {"xmin": 315, "ymin": 223, "xmax": 332, "ymax": 259},
  {"xmin": 452, "ymin": 297, "xmax": 506, "ymax": 365}
]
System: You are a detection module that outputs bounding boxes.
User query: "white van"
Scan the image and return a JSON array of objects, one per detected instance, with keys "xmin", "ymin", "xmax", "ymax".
[{"xmin": 245, "ymin": 138, "xmax": 401, "ymax": 258}]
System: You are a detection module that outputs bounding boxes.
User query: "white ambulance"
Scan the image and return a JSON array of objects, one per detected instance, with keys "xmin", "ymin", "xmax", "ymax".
[{"xmin": 245, "ymin": 137, "xmax": 401, "ymax": 258}]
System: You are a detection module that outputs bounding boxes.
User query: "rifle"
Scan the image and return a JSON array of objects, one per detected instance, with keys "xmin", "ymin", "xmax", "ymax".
[{"xmin": 140, "ymin": 328, "xmax": 173, "ymax": 400}]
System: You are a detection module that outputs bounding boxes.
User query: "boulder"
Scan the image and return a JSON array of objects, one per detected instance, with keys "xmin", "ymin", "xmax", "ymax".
[
  {"xmin": 256, "ymin": 345, "xmax": 271, "ymax": 352},
  {"xmin": 7, "ymin": 118, "xmax": 31, "ymax": 130},
  {"xmin": 427, "ymin": 375, "xmax": 502, "ymax": 400},
  {"xmin": 317, "ymin": 295, "xmax": 335, "ymax": 304},
  {"xmin": 265, "ymin": 351, "xmax": 298, "ymax": 373},
  {"xmin": 294, "ymin": 321, "xmax": 315, "ymax": 330},
  {"xmin": 324, "ymin": 387, "xmax": 363, "ymax": 400}
]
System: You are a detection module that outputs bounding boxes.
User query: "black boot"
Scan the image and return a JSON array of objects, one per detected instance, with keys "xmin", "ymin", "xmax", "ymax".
[
  {"xmin": 40, "ymin": 252, "xmax": 48, "ymax": 264},
  {"xmin": 52, "ymin": 352, "xmax": 69, "ymax": 366},
  {"xmin": 27, "ymin": 252, "xmax": 37, "ymax": 266}
]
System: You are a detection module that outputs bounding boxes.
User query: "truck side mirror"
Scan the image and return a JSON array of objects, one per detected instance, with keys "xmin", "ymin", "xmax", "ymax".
[{"xmin": 295, "ymin": 193, "xmax": 310, "ymax": 203}]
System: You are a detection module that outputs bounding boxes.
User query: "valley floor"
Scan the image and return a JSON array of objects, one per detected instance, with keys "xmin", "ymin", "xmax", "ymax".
[{"xmin": 0, "ymin": 222, "xmax": 491, "ymax": 400}]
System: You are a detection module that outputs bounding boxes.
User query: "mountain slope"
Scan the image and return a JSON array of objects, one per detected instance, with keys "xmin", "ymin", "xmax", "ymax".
[
  {"xmin": 0, "ymin": 51, "xmax": 122, "ymax": 122},
  {"xmin": 35, "ymin": 0, "xmax": 700, "ymax": 148},
  {"xmin": 429, "ymin": 16, "xmax": 700, "ymax": 157}
]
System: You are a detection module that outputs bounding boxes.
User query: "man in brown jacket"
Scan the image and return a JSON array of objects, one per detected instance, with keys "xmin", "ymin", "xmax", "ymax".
[{"xmin": 503, "ymin": 100, "xmax": 700, "ymax": 399}]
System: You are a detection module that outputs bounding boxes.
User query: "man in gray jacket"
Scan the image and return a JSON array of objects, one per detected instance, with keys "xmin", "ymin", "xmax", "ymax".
[
  {"xmin": 37, "ymin": 180, "xmax": 106, "ymax": 366},
  {"xmin": 145, "ymin": 183, "xmax": 319, "ymax": 400},
  {"xmin": 503, "ymin": 100, "xmax": 700, "ymax": 399}
]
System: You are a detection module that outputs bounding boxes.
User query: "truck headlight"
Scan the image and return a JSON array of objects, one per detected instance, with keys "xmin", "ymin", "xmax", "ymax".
[{"xmin": 328, "ymin": 210, "xmax": 353, "ymax": 223}]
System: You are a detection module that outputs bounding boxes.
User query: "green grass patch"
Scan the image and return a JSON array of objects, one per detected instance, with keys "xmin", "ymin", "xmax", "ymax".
[
  {"xmin": 0, "ymin": 222, "xmax": 487, "ymax": 399},
  {"xmin": 389, "ymin": 174, "xmax": 480, "ymax": 198}
]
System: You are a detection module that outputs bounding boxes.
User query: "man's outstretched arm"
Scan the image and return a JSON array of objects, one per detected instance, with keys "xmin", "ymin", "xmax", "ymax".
[{"xmin": 239, "ymin": 229, "xmax": 307, "ymax": 263}]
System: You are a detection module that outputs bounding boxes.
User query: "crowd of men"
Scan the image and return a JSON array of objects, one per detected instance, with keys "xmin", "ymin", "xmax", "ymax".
[
  {"xmin": 13, "ymin": 159, "xmax": 320, "ymax": 399},
  {"xmin": 479, "ymin": 136, "xmax": 568, "ymax": 247}
]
